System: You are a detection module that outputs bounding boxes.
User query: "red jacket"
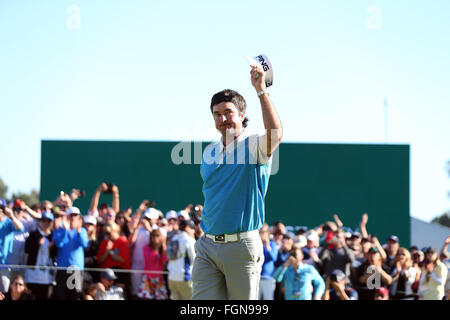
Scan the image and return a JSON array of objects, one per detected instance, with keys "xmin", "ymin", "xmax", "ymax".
[{"xmin": 97, "ymin": 236, "xmax": 131, "ymax": 270}]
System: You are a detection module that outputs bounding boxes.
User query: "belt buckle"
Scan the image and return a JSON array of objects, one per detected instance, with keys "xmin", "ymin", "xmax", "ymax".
[{"xmin": 214, "ymin": 234, "xmax": 226, "ymax": 242}]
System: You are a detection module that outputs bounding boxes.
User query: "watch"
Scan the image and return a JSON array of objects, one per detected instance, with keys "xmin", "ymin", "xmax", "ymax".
[{"xmin": 257, "ymin": 90, "xmax": 269, "ymax": 97}]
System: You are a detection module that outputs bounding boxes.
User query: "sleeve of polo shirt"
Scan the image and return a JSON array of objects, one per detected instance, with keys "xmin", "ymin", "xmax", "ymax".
[{"xmin": 247, "ymin": 133, "xmax": 272, "ymax": 165}]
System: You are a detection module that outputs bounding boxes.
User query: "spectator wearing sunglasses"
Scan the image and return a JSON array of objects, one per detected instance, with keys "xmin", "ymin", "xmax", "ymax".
[{"xmin": 0, "ymin": 275, "xmax": 34, "ymax": 300}]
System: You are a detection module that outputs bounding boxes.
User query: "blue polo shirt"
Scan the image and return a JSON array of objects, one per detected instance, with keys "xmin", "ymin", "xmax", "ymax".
[
  {"xmin": 53, "ymin": 227, "xmax": 89, "ymax": 268},
  {"xmin": 200, "ymin": 132, "xmax": 272, "ymax": 235},
  {"xmin": 0, "ymin": 217, "xmax": 24, "ymax": 265}
]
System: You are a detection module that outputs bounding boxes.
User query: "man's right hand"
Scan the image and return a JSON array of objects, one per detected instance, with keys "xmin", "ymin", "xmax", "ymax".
[{"xmin": 97, "ymin": 182, "xmax": 108, "ymax": 193}]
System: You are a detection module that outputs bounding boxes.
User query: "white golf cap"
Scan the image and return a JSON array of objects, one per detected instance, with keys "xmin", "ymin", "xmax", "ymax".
[
  {"xmin": 165, "ymin": 210, "xmax": 178, "ymax": 220},
  {"xmin": 83, "ymin": 215, "xmax": 97, "ymax": 226},
  {"xmin": 66, "ymin": 206, "xmax": 81, "ymax": 215},
  {"xmin": 246, "ymin": 54, "xmax": 273, "ymax": 87},
  {"xmin": 177, "ymin": 210, "xmax": 190, "ymax": 220},
  {"xmin": 295, "ymin": 235, "xmax": 307, "ymax": 248},
  {"xmin": 143, "ymin": 208, "xmax": 159, "ymax": 220},
  {"xmin": 306, "ymin": 230, "xmax": 319, "ymax": 242}
]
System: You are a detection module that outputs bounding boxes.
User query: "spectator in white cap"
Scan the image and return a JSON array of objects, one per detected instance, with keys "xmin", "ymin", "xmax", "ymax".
[
  {"xmin": 83, "ymin": 215, "xmax": 100, "ymax": 284},
  {"xmin": 128, "ymin": 207, "xmax": 164, "ymax": 299},
  {"xmin": 52, "ymin": 206, "xmax": 88, "ymax": 300},
  {"xmin": 165, "ymin": 210, "xmax": 179, "ymax": 242},
  {"xmin": 303, "ymin": 230, "xmax": 321, "ymax": 266},
  {"xmin": 177, "ymin": 210, "xmax": 190, "ymax": 222}
]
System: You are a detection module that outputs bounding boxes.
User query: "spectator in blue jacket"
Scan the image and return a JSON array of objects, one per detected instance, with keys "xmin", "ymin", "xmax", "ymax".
[
  {"xmin": 274, "ymin": 243, "xmax": 325, "ymax": 300},
  {"xmin": 0, "ymin": 200, "xmax": 24, "ymax": 293},
  {"xmin": 52, "ymin": 207, "xmax": 89, "ymax": 300},
  {"xmin": 274, "ymin": 233, "xmax": 294, "ymax": 300},
  {"xmin": 258, "ymin": 223, "xmax": 278, "ymax": 300}
]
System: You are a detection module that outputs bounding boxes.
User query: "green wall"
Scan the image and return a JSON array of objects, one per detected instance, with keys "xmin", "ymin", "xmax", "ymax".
[{"xmin": 41, "ymin": 140, "xmax": 410, "ymax": 247}]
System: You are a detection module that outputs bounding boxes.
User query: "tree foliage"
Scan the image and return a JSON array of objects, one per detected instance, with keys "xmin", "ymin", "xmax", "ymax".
[
  {"xmin": 0, "ymin": 176, "xmax": 40, "ymax": 207},
  {"xmin": 432, "ymin": 211, "xmax": 450, "ymax": 228},
  {"xmin": 0, "ymin": 177, "xmax": 8, "ymax": 199}
]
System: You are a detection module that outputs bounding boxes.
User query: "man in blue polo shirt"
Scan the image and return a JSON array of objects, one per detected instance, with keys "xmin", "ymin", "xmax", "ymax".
[
  {"xmin": 0, "ymin": 199, "xmax": 24, "ymax": 293},
  {"xmin": 191, "ymin": 63, "xmax": 282, "ymax": 300}
]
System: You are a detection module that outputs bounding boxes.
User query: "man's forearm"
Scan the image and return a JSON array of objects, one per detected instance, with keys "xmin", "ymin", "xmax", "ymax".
[
  {"xmin": 259, "ymin": 94, "xmax": 282, "ymax": 155},
  {"xmin": 112, "ymin": 193, "xmax": 120, "ymax": 213},
  {"xmin": 89, "ymin": 190, "xmax": 101, "ymax": 213}
]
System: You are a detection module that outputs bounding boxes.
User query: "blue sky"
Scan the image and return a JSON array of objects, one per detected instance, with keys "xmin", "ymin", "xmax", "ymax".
[{"xmin": 1, "ymin": 0, "xmax": 449, "ymax": 222}]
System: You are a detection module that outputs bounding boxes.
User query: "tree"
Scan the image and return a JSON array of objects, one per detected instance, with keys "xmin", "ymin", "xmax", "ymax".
[
  {"xmin": 11, "ymin": 189, "xmax": 40, "ymax": 207},
  {"xmin": 0, "ymin": 176, "xmax": 40, "ymax": 207},
  {"xmin": 432, "ymin": 212, "xmax": 450, "ymax": 228},
  {"xmin": 0, "ymin": 176, "xmax": 8, "ymax": 199}
]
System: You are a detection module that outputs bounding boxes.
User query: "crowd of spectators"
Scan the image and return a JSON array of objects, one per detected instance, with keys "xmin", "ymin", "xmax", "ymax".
[{"xmin": 0, "ymin": 183, "xmax": 449, "ymax": 300}]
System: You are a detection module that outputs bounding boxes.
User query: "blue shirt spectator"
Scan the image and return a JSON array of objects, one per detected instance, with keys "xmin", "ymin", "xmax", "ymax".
[
  {"xmin": 53, "ymin": 227, "xmax": 89, "ymax": 268},
  {"xmin": 261, "ymin": 240, "xmax": 278, "ymax": 278},
  {"xmin": 273, "ymin": 245, "xmax": 325, "ymax": 300}
]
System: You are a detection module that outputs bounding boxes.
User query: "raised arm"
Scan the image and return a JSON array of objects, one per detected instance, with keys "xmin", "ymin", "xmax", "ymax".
[
  {"xmin": 111, "ymin": 184, "xmax": 120, "ymax": 213},
  {"xmin": 89, "ymin": 183, "xmax": 108, "ymax": 214},
  {"xmin": 4, "ymin": 207, "xmax": 23, "ymax": 231},
  {"xmin": 359, "ymin": 213, "xmax": 369, "ymax": 239},
  {"xmin": 441, "ymin": 236, "xmax": 450, "ymax": 256},
  {"xmin": 249, "ymin": 64, "xmax": 282, "ymax": 158}
]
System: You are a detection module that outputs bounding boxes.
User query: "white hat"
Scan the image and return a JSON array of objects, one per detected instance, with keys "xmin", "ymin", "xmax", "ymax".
[
  {"xmin": 66, "ymin": 207, "xmax": 81, "ymax": 215},
  {"xmin": 295, "ymin": 235, "xmax": 307, "ymax": 248},
  {"xmin": 246, "ymin": 54, "xmax": 274, "ymax": 87},
  {"xmin": 177, "ymin": 210, "xmax": 190, "ymax": 220},
  {"xmin": 306, "ymin": 230, "xmax": 319, "ymax": 242},
  {"xmin": 143, "ymin": 208, "xmax": 159, "ymax": 220},
  {"xmin": 165, "ymin": 210, "xmax": 177, "ymax": 220},
  {"xmin": 83, "ymin": 215, "xmax": 97, "ymax": 226}
]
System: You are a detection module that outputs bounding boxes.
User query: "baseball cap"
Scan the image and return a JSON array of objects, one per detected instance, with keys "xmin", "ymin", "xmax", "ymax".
[
  {"xmin": 387, "ymin": 235, "xmax": 399, "ymax": 243},
  {"xmin": 368, "ymin": 246, "xmax": 379, "ymax": 254},
  {"xmin": 83, "ymin": 215, "xmax": 97, "ymax": 226},
  {"xmin": 13, "ymin": 199, "xmax": 25, "ymax": 208},
  {"xmin": 143, "ymin": 208, "xmax": 159, "ymax": 220},
  {"xmin": 179, "ymin": 219, "xmax": 196, "ymax": 230},
  {"xmin": 100, "ymin": 268, "xmax": 117, "ymax": 281},
  {"xmin": 295, "ymin": 235, "xmax": 307, "ymax": 248},
  {"xmin": 306, "ymin": 230, "xmax": 319, "ymax": 242},
  {"xmin": 350, "ymin": 232, "xmax": 362, "ymax": 239},
  {"xmin": 375, "ymin": 287, "xmax": 389, "ymax": 297},
  {"xmin": 41, "ymin": 211, "xmax": 54, "ymax": 222},
  {"xmin": 0, "ymin": 198, "xmax": 6, "ymax": 207},
  {"xmin": 165, "ymin": 210, "xmax": 177, "ymax": 220},
  {"xmin": 66, "ymin": 207, "xmax": 81, "ymax": 215},
  {"xmin": 425, "ymin": 246, "xmax": 437, "ymax": 255},
  {"xmin": 177, "ymin": 210, "xmax": 190, "ymax": 220},
  {"xmin": 330, "ymin": 269, "xmax": 346, "ymax": 282}
]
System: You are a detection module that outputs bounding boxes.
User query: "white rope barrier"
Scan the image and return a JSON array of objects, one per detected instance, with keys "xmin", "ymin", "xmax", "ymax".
[{"xmin": 1, "ymin": 264, "xmax": 168, "ymax": 275}]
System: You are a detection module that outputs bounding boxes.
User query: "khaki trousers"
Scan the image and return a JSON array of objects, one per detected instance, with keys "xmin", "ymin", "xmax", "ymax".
[{"xmin": 191, "ymin": 233, "xmax": 264, "ymax": 300}]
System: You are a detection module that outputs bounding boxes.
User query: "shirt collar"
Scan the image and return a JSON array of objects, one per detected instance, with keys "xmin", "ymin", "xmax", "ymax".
[{"xmin": 218, "ymin": 130, "xmax": 249, "ymax": 154}]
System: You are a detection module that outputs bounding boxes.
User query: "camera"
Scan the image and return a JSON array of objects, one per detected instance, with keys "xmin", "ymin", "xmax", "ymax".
[{"xmin": 103, "ymin": 183, "xmax": 114, "ymax": 194}]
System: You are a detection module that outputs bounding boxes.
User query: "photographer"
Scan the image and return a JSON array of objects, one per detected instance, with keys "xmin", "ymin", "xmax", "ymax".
[
  {"xmin": 322, "ymin": 269, "xmax": 358, "ymax": 300},
  {"xmin": 52, "ymin": 207, "xmax": 89, "ymax": 300},
  {"xmin": 0, "ymin": 199, "xmax": 24, "ymax": 293}
]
